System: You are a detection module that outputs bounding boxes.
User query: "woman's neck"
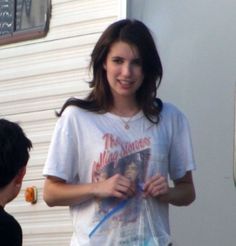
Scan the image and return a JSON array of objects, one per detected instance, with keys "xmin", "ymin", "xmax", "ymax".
[{"xmin": 110, "ymin": 100, "xmax": 140, "ymax": 117}]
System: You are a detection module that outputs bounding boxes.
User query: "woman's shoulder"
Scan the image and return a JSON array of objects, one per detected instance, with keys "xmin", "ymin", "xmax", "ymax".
[
  {"xmin": 54, "ymin": 105, "xmax": 90, "ymax": 133},
  {"xmin": 162, "ymin": 101, "xmax": 180, "ymax": 112},
  {"xmin": 161, "ymin": 101, "xmax": 187, "ymax": 120},
  {"xmin": 59, "ymin": 97, "xmax": 100, "ymax": 118},
  {"xmin": 62, "ymin": 104, "xmax": 84, "ymax": 116},
  {"xmin": 60, "ymin": 106, "xmax": 95, "ymax": 127}
]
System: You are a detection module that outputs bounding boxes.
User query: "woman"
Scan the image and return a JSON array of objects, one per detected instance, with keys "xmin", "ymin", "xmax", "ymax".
[{"xmin": 43, "ymin": 19, "xmax": 196, "ymax": 246}]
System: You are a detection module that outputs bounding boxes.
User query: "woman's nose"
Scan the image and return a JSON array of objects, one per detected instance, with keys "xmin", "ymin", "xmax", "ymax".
[{"xmin": 122, "ymin": 63, "xmax": 132, "ymax": 76}]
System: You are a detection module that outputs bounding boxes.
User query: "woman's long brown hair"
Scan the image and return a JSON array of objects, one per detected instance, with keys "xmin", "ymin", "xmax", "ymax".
[{"xmin": 57, "ymin": 19, "xmax": 163, "ymax": 123}]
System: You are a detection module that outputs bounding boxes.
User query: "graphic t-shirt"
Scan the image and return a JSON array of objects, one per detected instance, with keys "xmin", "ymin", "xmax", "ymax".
[{"xmin": 43, "ymin": 102, "xmax": 196, "ymax": 246}]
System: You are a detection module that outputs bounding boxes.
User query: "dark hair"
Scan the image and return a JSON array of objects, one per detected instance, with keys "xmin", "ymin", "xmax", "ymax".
[
  {"xmin": 0, "ymin": 119, "xmax": 32, "ymax": 188},
  {"xmin": 57, "ymin": 19, "xmax": 163, "ymax": 123}
]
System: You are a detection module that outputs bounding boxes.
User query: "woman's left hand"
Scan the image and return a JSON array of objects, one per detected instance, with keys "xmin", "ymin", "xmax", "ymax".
[
  {"xmin": 143, "ymin": 171, "xmax": 196, "ymax": 206},
  {"xmin": 143, "ymin": 173, "xmax": 169, "ymax": 198}
]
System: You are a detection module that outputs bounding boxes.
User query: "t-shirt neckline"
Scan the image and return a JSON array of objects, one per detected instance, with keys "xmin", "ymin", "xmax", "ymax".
[{"xmin": 105, "ymin": 110, "xmax": 144, "ymax": 122}]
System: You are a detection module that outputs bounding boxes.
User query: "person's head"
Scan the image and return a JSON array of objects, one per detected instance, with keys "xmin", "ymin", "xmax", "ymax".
[
  {"xmin": 88, "ymin": 19, "xmax": 163, "ymax": 113},
  {"xmin": 57, "ymin": 19, "xmax": 163, "ymax": 122},
  {"xmin": 0, "ymin": 119, "xmax": 32, "ymax": 199},
  {"xmin": 124, "ymin": 161, "xmax": 139, "ymax": 182}
]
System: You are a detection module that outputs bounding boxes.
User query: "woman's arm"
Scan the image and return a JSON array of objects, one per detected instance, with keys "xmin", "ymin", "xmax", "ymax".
[
  {"xmin": 144, "ymin": 171, "xmax": 195, "ymax": 206},
  {"xmin": 43, "ymin": 174, "xmax": 136, "ymax": 207}
]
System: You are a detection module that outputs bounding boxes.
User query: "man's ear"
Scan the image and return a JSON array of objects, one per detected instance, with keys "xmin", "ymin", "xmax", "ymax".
[{"xmin": 15, "ymin": 166, "xmax": 26, "ymax": 185}]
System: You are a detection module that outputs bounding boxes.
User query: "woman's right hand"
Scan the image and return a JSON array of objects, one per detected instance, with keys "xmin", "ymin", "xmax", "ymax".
[
  {"xmin": 94, "ymin": 173, "xmax": 136, "ymax": 199},
  {"xmin": 43, "ymin": 174, "xmax": 136, "ymax": 207}
]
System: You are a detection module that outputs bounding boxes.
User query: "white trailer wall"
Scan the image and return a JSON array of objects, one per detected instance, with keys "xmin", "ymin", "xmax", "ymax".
[
  {"xmin": 0, "ymin": 0, "xmax": 120, "ymax": 245},
  {"xmin": 128, "ymin": 0, "xmax": 236, "ymax": 245}
]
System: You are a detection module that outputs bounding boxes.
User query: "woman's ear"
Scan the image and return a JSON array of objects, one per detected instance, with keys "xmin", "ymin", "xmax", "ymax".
[{"xmin": 103, "ymin": 62, "xmax": 107, "ymax": 70}]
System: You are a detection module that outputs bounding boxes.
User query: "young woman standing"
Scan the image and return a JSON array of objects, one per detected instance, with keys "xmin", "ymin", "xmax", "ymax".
[{"xmin": 43, "ymin": 19, "xmax": 196, "ymax": 246}]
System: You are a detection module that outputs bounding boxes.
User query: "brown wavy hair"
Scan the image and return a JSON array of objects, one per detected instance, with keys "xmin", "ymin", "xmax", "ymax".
[{"xmin": 57, "ymin": 19, "xmax": 163, "ymax": 123}]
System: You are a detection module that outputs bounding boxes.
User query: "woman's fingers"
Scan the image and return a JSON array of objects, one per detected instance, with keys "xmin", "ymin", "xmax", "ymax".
[
  {"xmin": 96, "ymin": 174, "xmax": 136, "ymax": 199},
  {"xmin": 144, "ymin": 173, "xmax": 169, "ymax": 197},
  {"xmin": 114, "ymin": 174, "xmax": 136, "ymax": 197}
]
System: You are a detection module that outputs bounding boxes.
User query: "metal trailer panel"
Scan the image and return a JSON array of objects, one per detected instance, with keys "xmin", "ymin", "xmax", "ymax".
[
  {"xmin": 128, "ymin": 0, "xmax": 236, "ymax": 245},
  {"xmin": 1, "ymin": 0, "xmax": 120, "ymax": 245}
]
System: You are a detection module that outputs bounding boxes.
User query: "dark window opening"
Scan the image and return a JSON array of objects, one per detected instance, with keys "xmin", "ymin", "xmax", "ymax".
[{"xmin": 0, "ymin": 0, "xmax": 51, "ymax": 45}]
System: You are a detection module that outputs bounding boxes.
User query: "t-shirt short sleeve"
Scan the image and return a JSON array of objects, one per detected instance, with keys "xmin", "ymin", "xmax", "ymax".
[
  {"xmin": 166, "ymin": 104, "xmax": 196, "ymax": 180},
  {"xmin": 43, "ymin": 108, "xmax": 79, "ymax": 183}
]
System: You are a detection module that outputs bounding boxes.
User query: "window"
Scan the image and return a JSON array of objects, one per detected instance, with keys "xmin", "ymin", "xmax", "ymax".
[{"xmin": 0, "ymin": 0, "xmax": 51, "ymax": 45}]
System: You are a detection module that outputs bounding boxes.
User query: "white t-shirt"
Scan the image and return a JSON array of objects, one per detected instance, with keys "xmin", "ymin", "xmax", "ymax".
[{"xmin": 43, "ymin": 102, "xmax": 196, "ymax": 246}]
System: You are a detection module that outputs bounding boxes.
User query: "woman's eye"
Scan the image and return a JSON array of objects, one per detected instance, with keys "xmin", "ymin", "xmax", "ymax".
[{"xmin": 112, "ymin": 58, "xmax": 123, "ymax": 64}]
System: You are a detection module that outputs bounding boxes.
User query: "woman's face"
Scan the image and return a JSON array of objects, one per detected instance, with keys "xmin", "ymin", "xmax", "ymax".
[
  {"xmin": 124, "ymin": 162, "xmax": 138, "ymax": 181},
  {"xmin": 103, "ymin": 41, "xmax": 144, "ymax": 101}
]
